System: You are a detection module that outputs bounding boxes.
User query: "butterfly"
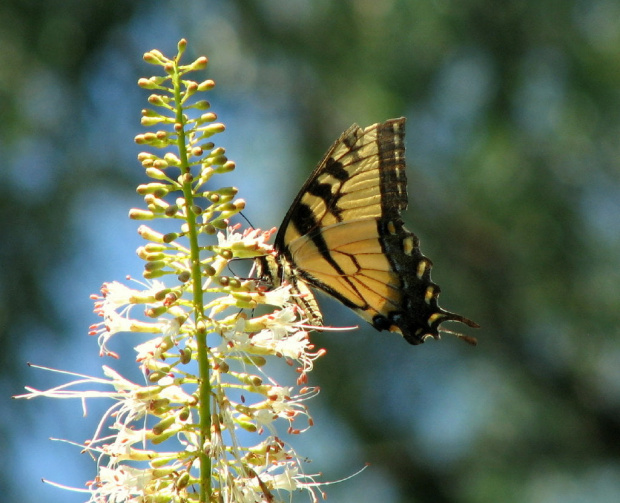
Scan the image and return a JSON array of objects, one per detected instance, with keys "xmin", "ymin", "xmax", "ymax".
[{"xmin": 256, "ymin": 117, "xmax": 478, "ymax": 345}]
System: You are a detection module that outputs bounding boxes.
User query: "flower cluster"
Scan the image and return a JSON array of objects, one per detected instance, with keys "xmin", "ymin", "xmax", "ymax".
[{"xmin": 16, "ymin": 40, "xmax": 327, "ymax": 503}]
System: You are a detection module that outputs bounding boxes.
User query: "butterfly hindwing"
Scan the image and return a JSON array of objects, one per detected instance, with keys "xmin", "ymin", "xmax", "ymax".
[{"xmin": 259, "ymin": 117, "xmax": 478, "ymax": 345}]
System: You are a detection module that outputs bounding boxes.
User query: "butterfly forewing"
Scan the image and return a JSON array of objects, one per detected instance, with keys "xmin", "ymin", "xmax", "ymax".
[{"xmin": 263, "ymin": 117, "xmax": 478, "ymax": 345}]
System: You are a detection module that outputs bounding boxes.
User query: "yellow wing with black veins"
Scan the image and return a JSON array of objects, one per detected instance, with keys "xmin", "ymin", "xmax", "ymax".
[{"xmin": 258, "ymin": 117, "xmax": 478, "ymax": 345}]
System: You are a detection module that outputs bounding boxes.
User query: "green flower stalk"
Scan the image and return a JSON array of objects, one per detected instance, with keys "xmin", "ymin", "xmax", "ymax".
[{"xmin": 16, "ymin": 40, "xmax": 328, "ymax": 503}]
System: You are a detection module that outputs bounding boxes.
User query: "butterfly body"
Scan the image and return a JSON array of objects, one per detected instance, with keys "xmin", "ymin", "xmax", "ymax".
[{"xmin": 256, "ymin": 118, "xmax": 478, "ymax": 345}]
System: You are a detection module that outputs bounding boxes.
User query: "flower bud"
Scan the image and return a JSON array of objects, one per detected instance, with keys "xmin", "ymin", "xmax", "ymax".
[
  {"xmin": 197, "ymin": 79, "xmax": 215, "ymax": 91},
  {"xmin": 180, "ymin": 347, "xmax": 192, "ymax": 364},
  {"xmin": 176, "ymin": 471, "xmax": 191, "ymax": 490},
  {"xmin": 138, "ymin": 225, "xmax": 165, "ymax": 243},
  {"xmin": 198, "ymin": 122, "xmax": 225, "ymax": 139},
  {"xmin": 144, "ymin": 260, "xmax": 166, "ymax": 272},
  {"xmin": 163, "ymin": 152, "xmax": 181, "ymax": 166},
  {"xmin": 163, "ymin": 232, "xmax": 181, "ymax": 243},
  {"xmin": 177, "ymin": 271, "xmax": 191, "ymax": 283},
  {"xmin": 193, "ymin": 100, "xmax": 210, "ymax": 110},
  {"xmin": 141, "ymin": 116, "xmax": 164, "ymax": 126},
  {"xmin": 236, "ymin": 416, "xmax": 257, "ymax": 433},
  {"xmin": 129, "ymin": 209, "xmax": 155, "ymax": 220},
  {"xmin": 137, "ymin": 182, "xmax": 170, "ymax": 195},
  {"xmin": 215, "ymin": 161, "xmax": 236, "ymax": 173},
  {"xmin": 152, "ymin": 415, "xmax": 176, "ymax": 435}
]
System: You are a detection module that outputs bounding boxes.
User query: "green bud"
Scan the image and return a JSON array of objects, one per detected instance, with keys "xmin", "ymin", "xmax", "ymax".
[
  {"xmin": 193, "ymin": 56, "xmax": 208, "ymax": 70},
  {"xmin": 163, "ymin": 61, "xmax": 175, "ymax": 75},
  {"xmin": 151, "ymin": 457, "xmax": 173, "ymax": 468},
  {"xmin": 144, "ymin": 243, "xmax": 168, "ymax": 252},
  {"xmin": 242, "ymin": 355, "xmax": 267, "ymax": 367},
  {"xmin": 143, "ymin": 269, "xmax": 167, "ymax": 279},
  {"xmin": 163, "ymin": 232, "xmax": 180, "ymax": 243},
  {"xmin": 177, "ymin": 271, "xmax": 191, "ymax": 283},
  {"xmin": 137, "ymin": 182, "xmax": 170, "ymax": 195},
  {"xmin": 215, "ymin": 161, "xmax": 236, "ymax": 173},
  {"xmin": 144, "ymin": 260, "xmax": 166, "ymax": 272},
  {"xmin": 193, "ymin": 100, "xmax": 210, "ymax": 110},
  {"xmin": 178, "ymin": 407, "xmax": 190, "ymax": 422},
  {"xmin": 148, "ymin": 94, "xmax": 168, "ymax": 106},
  {"xmin": 164, "ymin": 204, "xmax": 179, "ymax": 217},
  {"xmin": 138, "ymin": 225, "xmax": 165, "ymax": 242},
  {"xmin": 143, "ymin": 51, "xmax": 163, "ymax": 65},
  {"xmin": 176, "ymin": 471, "xmax": 191, "ymax": 490},
  {"xmin": 218, "ymin": 186, "xmax": 238, "ymax": 196},
  {"xmin": 151, "ymin": 426, "xmax": 180, "ymax": 444},
  {"xmin": 148, "ymin": 371, "xmax": 168, "ymax": 383},
  {"xmin": 232, "ymin": 292, "xmax": 252, "ymax": 303},
  {"xmin": 233, "ymin": 372, "xmax": 263, "ymax": 387},
  {"xmin": 145, "ymin": 167, "xmax": 168, "ymax": 180},
  {"xmin": 236, "ymin": 416, "xmax": 257, "ymax": 433},
  {"xmin": 138, "ymin": 78, "xmax": 157, "ymax": 89},
  {"xmin": 202, "ymin": 264, "xmax": 216, "ymax": 276},
  {"xmin": 197, "ymin": 112, "xmax": 217, "ymax": 124},
  {"xmin": 215, "ymin": 202, "xmax": 236, "ymax": 213},
  {"xmin": 142, "ymin": 107, "xmax": 165, "ymax": 118},
  {"xmin": 178, "ymin": 38, "xmax": 187, "ymax": 54},
  {"xmin": 145, "ymin": 305, "xmax": 168, "ymax": 318},
  {"xmin": 129, "ymin": 209, "xmax": 155, "ymax": 220},
  {"xmin": 153, "ymin": 287, "xmax": 171, "ymax": 300},
  {"xmin": 212, "ymin": 155, "xmax": 228, "ymax": 167},
  {"xmin": 185, "ymin": 80, "xmax": 198, "ymax": 93},
  {"xmin": 135, "ymin": 386, "xmax": 167, "ymax": 400},
  {"xmin": 197, "ymin": 122, "xmax": 225, "ymax": 139},
  {"xmin": 138, "ymin": 152, "xmax": 157, "ymax": 162},
  {"xmin": 234, "ymin": 299, "xmax": 258, "ymax": 309},
  {"xmin": 164, "ymin": 152, "xmax": 181, "ymax": 166},
  {"xmin": 152, "ymin": 415, "xmax": 176, "ymax": 435},
  {"xmin": 145, "ymin": 194, "xmax": 168, "ymax": 212},
  {"xmin": 210, "ymin": 146, "xmax": 226, "ymax": 157},
  {"xmin": 152, "ymin": 159, "xmax": 169, "ymax": 169},
  {"xmin": 180, "ymin": 347, "xmax": 192, "ymax": 364},
  {"xmin": 151, "ymin": 465, "xmax": 177, "ymax": 478},
  {"xmin": 141, "ymin": 116, "xmax": 164, "ymax": 126},
  {"xmin": 203, "ymin": 224, "xmax": 216, "ymax": 235},
  {"xmin": 197, "ymin": 79, "xmax": 215, "ymax": 91}
]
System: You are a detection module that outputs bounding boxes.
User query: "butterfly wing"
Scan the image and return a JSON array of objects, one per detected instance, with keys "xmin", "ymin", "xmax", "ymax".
[{"xmin": 270, "ymin": 117, "xmax": 478, "ymax": 344}]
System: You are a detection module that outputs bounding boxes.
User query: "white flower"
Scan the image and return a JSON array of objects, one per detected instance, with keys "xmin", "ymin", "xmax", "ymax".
[
  {"xmin": 88, "ymin": 465, "xmax": 152, "ymax": 503},
  {"xmin": 90, "ymin": 280, "xmax": 171, "ymax": 357},
  {"xmin": 262, "ymin": 284, "xmax": 293, "ymax": 308},
  {"xmin": 217, "ymin": 225, "xmax": 276, "ymax": 258}
]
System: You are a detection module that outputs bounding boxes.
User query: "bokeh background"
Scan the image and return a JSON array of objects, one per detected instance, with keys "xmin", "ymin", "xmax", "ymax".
[{"xmin": 3, "ymin": 1, "xmax": 620, "ymax": 502}]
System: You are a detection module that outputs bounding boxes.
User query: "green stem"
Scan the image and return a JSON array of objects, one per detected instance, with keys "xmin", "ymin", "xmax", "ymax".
[{"xmin": 172, "ymin": 63, "xmax": 212, "ymax": 502}]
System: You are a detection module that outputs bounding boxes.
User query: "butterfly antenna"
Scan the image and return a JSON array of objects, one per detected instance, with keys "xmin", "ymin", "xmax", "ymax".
[
  {"xmin": 225, "ymin": 258, "xmax": 259, "ymax": 282},
  {"xmin": 239, "ymin": 211, "xmax": 255, "ymax": 230}
]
